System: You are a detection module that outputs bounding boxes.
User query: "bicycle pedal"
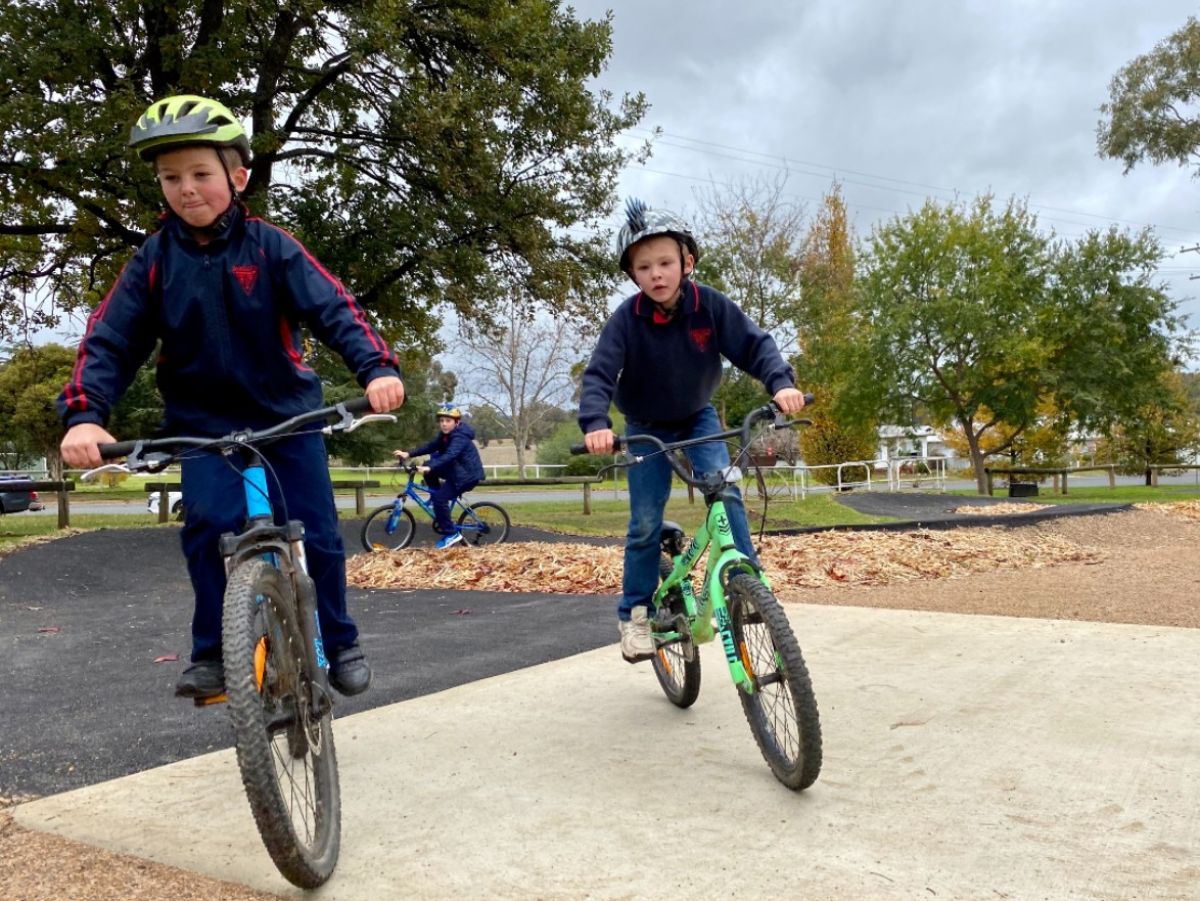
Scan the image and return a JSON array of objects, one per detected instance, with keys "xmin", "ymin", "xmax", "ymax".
[{"xmin": 193, "ymin": 692, "xmax": 228, "ymax": 707}]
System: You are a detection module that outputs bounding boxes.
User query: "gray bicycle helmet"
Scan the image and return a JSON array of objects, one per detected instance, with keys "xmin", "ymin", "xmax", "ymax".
[{"xmin": 615, "ymin": 197, "xmax": 700, "ymax": 277}]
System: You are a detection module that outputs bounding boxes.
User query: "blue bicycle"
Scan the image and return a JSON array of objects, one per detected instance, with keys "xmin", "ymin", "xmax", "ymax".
[
  {"xmin": 91, "ymin": 397, "xmax": 392, "ymax": 888},
  {"xmin": 360, "ymin": 463, "xmax": 511, "ymax": 551}
]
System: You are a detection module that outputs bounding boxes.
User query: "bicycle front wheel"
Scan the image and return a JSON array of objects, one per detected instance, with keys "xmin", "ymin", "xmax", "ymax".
[
  {"xmin": 653, "ymin": 556, "xmax": 701, "ymax": 708},
  {"xmin": 361, "ymin": 504, "xmax": 416, "ymax": 552},
  {"xmin": 727, "ymin": 572, "xmax": 822, "ymax": 791},
  {"xmin": 223, "ymin": 560, "xmax": 341, "ymax": 887},
  {"xmin": 457, "ymin": 501, "xmax": 511, "ymax": 545}
]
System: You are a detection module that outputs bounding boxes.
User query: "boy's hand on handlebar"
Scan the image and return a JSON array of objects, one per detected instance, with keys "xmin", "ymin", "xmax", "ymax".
[
  {"xmin": 393, "ymin": 449, "xmax": 410, "ymax": 460},
  {"xmin": 61, "ymin": 423, "xmax": 117, "ymax": 469},
  {"xmin": 773, "ymin": 387, "xmax": 808, "ymax": 415},
  {"xmin": 366, "ymin": 376, "xmax": 405, "ymax": 413},
  {"xmin": 584, "ymin": 428, "xmax": 615, "ymax": 455}
]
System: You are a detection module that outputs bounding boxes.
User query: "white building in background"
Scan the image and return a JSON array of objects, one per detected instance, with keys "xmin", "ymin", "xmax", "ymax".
[{"xmin": 875, "ymin": 425, "xmax": 955, "ymax": 468}]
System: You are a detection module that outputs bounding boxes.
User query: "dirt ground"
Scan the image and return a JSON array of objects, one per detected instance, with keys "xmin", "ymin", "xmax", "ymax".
[{"xmin": 3, "ymin": 506, "xmax": 1197, "ymax": 901}]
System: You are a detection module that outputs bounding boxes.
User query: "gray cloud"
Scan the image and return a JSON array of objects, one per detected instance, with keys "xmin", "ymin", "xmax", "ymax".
[{"xmin": 573, "ymin": 1, "xmax": 1200, "ymax": 322}]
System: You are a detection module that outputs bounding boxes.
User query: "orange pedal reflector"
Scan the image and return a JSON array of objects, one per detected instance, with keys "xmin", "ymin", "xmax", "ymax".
[{"xmin": 193, "ymin": 693, "xmax": 228, "ymax": 707}]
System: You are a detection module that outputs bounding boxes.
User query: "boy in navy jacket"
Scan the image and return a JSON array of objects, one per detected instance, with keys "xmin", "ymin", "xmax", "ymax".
[
  {"xmin": 394, "ymin": 403, "xmax": 486, "ymax": 548},
  {"xmin": 578, "ymin": 198, "xmax": 807, "ymax": 663},
  {"xmin": 58, "ymin": 95, "xmax": 405, "ymax": 698}
]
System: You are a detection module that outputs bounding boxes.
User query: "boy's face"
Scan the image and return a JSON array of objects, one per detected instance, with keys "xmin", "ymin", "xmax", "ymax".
[
  {"xmin": 628, "ymin": 235, "xmax": 694, "ymax": 307},
  {"xmin": 437, "ymin": 416, "xmax": 458, "ymax": 433},
  {"xmin": 155, "ymin": 146, "xmax": 249, "ymax": 231}
]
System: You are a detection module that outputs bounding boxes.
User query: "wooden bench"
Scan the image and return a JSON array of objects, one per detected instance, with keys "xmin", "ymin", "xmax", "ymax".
[
  {"xmin": 479, "ymin": 476, "xmax": 602, "ymax": 514},
  {"xmin": 144, "ymin": 479, "xmax": 381, "ymax": 522}
]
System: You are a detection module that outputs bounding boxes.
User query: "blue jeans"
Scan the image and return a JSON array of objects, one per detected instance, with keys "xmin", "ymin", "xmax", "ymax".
[
  {"xmin": 179, "ymin": 431, "xmax": 358, "ymax": 662},
  {"xmin": 620, "ymin": 405, "xmax": 758, "ymax": 621}
]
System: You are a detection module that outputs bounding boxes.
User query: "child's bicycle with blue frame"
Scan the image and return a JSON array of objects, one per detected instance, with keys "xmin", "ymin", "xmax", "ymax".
[
  {"xmin": 360, "ymin": 462, "xmax": 510, "ymax": 551},
  {"xmin": 573, "ymin": 400, "xmax": 822, "ymax": 790},
  {"xmin": 89, "ymin": 397, "xmax": 392, "ymax": 888}
]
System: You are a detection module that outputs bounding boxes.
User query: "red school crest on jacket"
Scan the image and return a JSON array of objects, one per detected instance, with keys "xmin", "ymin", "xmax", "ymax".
[
  {"xmin": 232, "ymin": 264, "xmax": 259, "ymax": 295},
  {"xmin": 690, "ymin": 327, "xmax": 712, "ymax": 352}
]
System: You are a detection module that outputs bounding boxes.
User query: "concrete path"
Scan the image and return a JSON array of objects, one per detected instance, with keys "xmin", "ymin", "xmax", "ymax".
[{"xmin": 16, "ymin": 604, "xmax": 1199, "ymax": 900}]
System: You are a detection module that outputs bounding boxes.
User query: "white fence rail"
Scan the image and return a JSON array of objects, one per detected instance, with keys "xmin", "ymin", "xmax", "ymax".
[{"xmin": 747, "ymin": 456, "xmax": 949, "ymax": 499}]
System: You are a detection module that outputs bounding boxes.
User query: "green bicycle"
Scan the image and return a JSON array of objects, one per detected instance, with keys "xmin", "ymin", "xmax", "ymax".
[{"xmin": 574, "ymin": 402, "xmax": 822, "ymax": 790}]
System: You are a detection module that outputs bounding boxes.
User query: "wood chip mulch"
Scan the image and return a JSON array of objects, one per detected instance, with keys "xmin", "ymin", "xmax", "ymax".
[{"xmin": 346, "ymin": 527, "xmax": 1106, "ymax": 595}]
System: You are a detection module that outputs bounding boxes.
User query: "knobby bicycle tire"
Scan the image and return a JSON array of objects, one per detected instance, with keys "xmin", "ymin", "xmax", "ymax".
[
  {"xmin": 726, "ymin": 572, "xmax": 822, "ymax": 791},
  {"xmin": 457, "ymin": 501, "xmax": 511, "ymax": 545},
  {"xmin": 652, "ymin": 556, "xmax": 701, "ymax": 707},
  {"xmin": 223, "ymin": 560, "xmax": 342, "ymax": 887},
  {"xmin": 361, "ymin": 504, "xmax": 416, "ymax": 551}
]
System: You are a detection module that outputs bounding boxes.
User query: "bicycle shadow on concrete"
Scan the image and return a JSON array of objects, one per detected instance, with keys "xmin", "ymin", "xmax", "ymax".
[{"xmin": 0, "ymin": 520, "xmax": 618, "ymax": 800}]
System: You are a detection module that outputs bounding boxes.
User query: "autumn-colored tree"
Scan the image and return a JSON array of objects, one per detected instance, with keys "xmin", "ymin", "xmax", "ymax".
[{"xmin": 795, "ymin": 183, "xmax": 877, "ymax": 477}]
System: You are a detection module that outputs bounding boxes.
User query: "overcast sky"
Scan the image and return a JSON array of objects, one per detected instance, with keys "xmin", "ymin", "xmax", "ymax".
[{"xmin": 570, "ymin": 1, "xmax": 1200, "ymax": 329}]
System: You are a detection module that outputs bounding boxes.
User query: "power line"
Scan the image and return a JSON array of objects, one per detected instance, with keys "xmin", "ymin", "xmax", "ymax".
[{"xmin": 623, "ymin": 126, "xmax": 1200, "ymax": 237}]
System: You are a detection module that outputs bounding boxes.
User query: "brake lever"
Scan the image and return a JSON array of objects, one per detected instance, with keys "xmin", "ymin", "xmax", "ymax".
[
  {"xmin": 336, "ymin": 413, "xmax": 398, "ymax": 435},
  {"xmin": 323, "ymin": 412, "xmax": 397, "ymax": 435},
  {"xmin": 81, "ymin": 463, "xmax": 131, "ymax": 482}
]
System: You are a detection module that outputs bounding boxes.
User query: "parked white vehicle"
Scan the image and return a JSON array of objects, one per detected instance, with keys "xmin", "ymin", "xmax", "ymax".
[{"xmin": 147, "ymin": 490, "xmax": 184, "ymax": 519}]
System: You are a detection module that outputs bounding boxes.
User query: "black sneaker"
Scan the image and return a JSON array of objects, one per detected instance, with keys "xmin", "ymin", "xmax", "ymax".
[
  {"xmin": 175, "ymin": 660, "xmax": 225, "ymax": 698},
  {"xmin": 329, "ymin": 642, "xmax": 372, "ymax": 696}
]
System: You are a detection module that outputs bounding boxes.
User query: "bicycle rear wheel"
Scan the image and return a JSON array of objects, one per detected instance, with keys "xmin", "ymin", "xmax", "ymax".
[
  {"xmin": 457, "ymin": 501, "xmax": 511, "ymax": 545},
  {"xmin": 652, "ymin": 556, "xmax": 701, "ymax": 708},
  {"xmin": 726, "ymin": 572, "xmax": 822, "ymax": 791},
  {"xmin": 361, "ymin": 504, "xmax": 416, "ymax": 552},
  {"xmin": 223, "ymin": 560, "xmax": 341, "ymax": 887}
]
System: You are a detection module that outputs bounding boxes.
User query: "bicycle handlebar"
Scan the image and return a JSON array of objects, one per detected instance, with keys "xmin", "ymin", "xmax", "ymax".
[
  {"xmin": 98, "ymin": 396, "xmax": 377, "ymax": 465},
  {"xmin": 569, "ymin": 396, "xmax": 815, "ymax": 490}
]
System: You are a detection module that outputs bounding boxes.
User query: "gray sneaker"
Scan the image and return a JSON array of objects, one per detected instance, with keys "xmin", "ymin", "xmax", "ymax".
[{"xmin": 618, "ymin": 606, "xmax": 655, "ymax": 663}]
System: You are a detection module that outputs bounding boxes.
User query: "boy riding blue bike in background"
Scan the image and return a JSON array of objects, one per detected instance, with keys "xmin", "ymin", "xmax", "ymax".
[
  {"xmin": 57, "ymin": 94, "xmax": 405, "ymax": 700},
  {"xmin": 578, "ymin": 198, "xmax": 807, "ymax": 664},
  {"xmin": 393, "ymin": 402, "xmax": 486, "ymax": 548}
]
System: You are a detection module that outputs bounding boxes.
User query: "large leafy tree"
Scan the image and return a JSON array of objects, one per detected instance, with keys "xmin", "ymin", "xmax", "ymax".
[
  {"xmin": 861, "ymin": 196, "xmax": 1188, "ymax": 492},
  {"xmin": 1097, "ymin": 16, "xmax": 1200, "ymax": 175},
  {"xmin": 861, "ymin": 196, "xmax": 1055, "ymax": 492},
  {"xmin": 0, "ymin": 0, "xmax": 644, "ymax": 349}
]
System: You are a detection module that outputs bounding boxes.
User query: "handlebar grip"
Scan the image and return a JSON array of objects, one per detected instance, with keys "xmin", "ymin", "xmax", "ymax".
[
  {"xmin": 571, "ymin": 438, "xmax": 624, "ymax": 455},
  {"xmin": 803, "ymin": 393, "xmax": 815, "ymax": 406},
  {"xmin": 340, "ymin": 396, "xmax": 373, "ymax": 414},
  {"xmin": 98, "ymin": 440, "xmax": 138, "ymax": 460}
]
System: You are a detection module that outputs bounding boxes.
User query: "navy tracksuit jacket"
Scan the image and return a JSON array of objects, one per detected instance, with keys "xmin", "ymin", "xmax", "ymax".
[{"xmin": 57, "ymin": 206, "xmax": 401, "ymax": 660}]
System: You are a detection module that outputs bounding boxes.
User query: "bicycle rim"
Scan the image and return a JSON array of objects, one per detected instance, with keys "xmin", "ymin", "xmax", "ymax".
[
  {"xmin": 223, "ymin": 560, "xmax": 341, "ymax": 887},
  {"xmin": 457, "ymin": 501, "xmax": 511, "ymax": 545},
  {"xmin": 361, "ymin": 504, "xmax": 416, "ymax": 551},
  {"xmin": 652, "ymin": 556, "xmax": 701, "ymax": 707},
  {"xmin": 726, "ymin": 572, "xmax": 822, "ymax": 790}
]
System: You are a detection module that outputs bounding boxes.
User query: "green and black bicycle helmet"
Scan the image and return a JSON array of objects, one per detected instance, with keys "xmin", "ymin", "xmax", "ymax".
[
  {"xmin": 128, "ymin": 95, "xmax": 251, "ymax": 165},
  {"xmin": 615, "ymin": 197, "xmax": 700, "ymax": 279},
  {"xmin": 436, "ymin": 402, "xmax": 463, "ymax": 420}
]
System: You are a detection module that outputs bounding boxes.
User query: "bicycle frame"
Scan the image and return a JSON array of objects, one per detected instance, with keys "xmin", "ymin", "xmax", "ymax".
[
  {"xmin": 391, "ymin": 467, "xmax": 482, "ymax": 532},
  {"xmin": 654, "ymin": 492, "xmax": 764, "ymax": 692}
]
